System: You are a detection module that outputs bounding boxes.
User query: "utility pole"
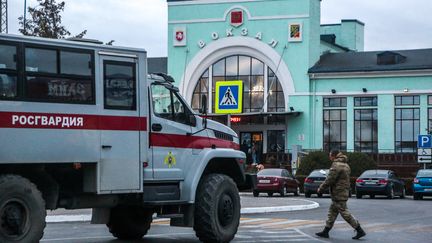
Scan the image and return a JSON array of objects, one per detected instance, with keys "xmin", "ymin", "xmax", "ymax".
[{"xmin": 0, "ymin": 0, "xmax": 7, "ymax": 33}]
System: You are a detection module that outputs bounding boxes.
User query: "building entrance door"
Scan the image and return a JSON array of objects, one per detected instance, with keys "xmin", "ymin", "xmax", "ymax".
[{"xmin": 240, "ymin": 132, "xmax": 263, "ymax": 164}]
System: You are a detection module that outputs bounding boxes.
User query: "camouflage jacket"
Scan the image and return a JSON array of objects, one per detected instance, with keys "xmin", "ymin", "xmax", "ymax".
[{"xmin": 319, "ymin": 153, "xmax": 351, "ymax": 201}]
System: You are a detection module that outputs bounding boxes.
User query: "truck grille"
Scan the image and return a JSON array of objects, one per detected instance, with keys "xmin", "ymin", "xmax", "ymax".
[{"xmin": 213, "ymin": 130, "xmax": 234, "ymax": 142}]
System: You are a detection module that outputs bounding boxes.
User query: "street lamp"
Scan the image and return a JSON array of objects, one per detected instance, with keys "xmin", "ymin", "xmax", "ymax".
[{"xmin": 23, "ymin": 0, "xmax": 27, "ymax": 33}]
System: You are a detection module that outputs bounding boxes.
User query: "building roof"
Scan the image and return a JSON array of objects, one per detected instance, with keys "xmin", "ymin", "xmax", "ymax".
[
  {"xmin": 309, "ymin": 49, "xmax": 432, "ymax": 73},
  {"xmin": 148, "ymin": 57, "xmax": 168, "ymax": 74},
  {"xmin": 320, "ymin": 34, "xmax": 350, "ymax": 52}
]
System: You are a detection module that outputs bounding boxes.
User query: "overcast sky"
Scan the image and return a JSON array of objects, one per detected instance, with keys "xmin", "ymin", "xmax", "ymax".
[{"xmin": 7, "ymin": 0, "xmax": 432, "ymax": 57}]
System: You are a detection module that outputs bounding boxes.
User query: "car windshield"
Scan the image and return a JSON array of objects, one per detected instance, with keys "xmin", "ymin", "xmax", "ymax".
[
  {"xmin": 258, "ymin": 169, "xmax": 281, "ymax": 176},
  {"xmin": 417, "ymin": 170, "xmax": 432, "ymax": 177},
  {"xmin": 309, "ymin": 170, "xmax": 328, "ymax": 177},
  {"xmin": 360, "ymin": 170, "xmax": 388, "ymax": 178}
]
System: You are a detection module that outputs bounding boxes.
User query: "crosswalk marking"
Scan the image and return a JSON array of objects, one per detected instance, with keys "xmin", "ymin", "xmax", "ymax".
[{"xmin": 151, "ymin": 217, "xmax": 432, "ymax": 238}]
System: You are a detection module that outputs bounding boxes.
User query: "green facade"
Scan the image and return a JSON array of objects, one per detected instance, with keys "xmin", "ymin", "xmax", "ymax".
[{"xmin": 167, "ymin": 0, "xmax": 432, "ymax": 154}]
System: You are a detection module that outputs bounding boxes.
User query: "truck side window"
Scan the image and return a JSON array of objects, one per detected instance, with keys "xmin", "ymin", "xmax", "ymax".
[
  {"xmin": 152, "ymin": 84, "xmax": 172, "ymax": 119},
  {"xmin": 104, "ymin": 61, "xmax": 136, "ymax": 110},
  {"xmin": 0, "ymin": 44, "xmax": 18, "ymax": 99},
  {"xmin": 24, "ymin": 46, "xmax": 95, "ymax": 104},
  {"xmin": 151, "ymin": 84, "xmax": 191, "ymax": 125}
]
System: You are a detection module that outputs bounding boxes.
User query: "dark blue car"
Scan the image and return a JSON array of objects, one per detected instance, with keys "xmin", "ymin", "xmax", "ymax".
[
  {"xmin": 413, "ymin": 169, "xmax": 432, "ymax": 200},
  {"xmin": 355, "ymin": 170, "xmax": 405, "ymax": 199}
]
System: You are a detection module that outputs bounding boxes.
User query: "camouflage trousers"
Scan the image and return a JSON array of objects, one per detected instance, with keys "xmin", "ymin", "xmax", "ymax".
[{"xmin": 325, "ymin": 200, "xmax": 359, "ymax": 229}]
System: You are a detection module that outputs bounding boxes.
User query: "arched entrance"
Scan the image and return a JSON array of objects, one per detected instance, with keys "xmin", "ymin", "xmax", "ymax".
[
  {"xmin": 180, "ymin": 37, "xmax": 296, "ymax": 165},
  {"xmin": 180, "ymin": 36, "xmax": 295, "ymax": 104}
]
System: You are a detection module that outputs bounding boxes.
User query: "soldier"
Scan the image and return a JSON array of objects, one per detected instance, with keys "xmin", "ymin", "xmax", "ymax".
[{"xmin": 315, "ymin": 150, "xmax": 366, "ymax": 240}]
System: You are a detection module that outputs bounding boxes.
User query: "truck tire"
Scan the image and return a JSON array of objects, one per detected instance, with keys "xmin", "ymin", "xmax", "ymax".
[
  {"xmin": 194, "ymin": 174, "xmax": 240, "ymax": 243},
  {"xmin": 107, "ymin": 206, "xmax": 153, "ymax": 240},
  {"xmin": 0, "ymin": 174, "xmax": 46, "ymax": 243}
]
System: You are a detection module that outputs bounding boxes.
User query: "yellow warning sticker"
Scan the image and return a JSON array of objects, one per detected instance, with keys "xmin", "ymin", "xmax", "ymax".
[{"xmin": 164, "ymin": 152, "xmax": 177, "ymax": 168}]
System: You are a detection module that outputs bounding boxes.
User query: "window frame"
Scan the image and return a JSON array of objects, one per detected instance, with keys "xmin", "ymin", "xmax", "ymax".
[
  {"xmin": 191, "ymin": 55, "xmax": 285, "ymax": 119},
  {"xmin": 103, "ymin": 60, "xmax": 137, "ymax": 110},
  {"xmin": 395, "ymin": 95, "xmax": 420, "ymax": 106},
  {"xmin": 354, "ymin": 108, "xmax": 378, "ymax": 153},
  {"xmin": 394, "ymin": 107, "xmax": 420, "ymax": 153},
  {"xmin": 428, "ymin": 96, "xmax": 432, "ymax": 134},
  {"xmin": 0, "ymin": 40, "xmax": 20, "ymax": 100},
  {"xmin": 323, "ymin": 97, "xmax": 347, "ymax": 151},
  {"xmin": 23, "ymin": 43, "xmax": 95, "ymax": 104},
  {"xmin": 151, "ymin": 83, "xmax": 196, "ymax": 126},
  {"xmin": 2, "ymin": 41, "xmax": 97, "ymax": 104}
]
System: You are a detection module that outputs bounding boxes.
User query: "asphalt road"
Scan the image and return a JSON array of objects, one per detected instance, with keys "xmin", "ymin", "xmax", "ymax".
[{"xmin": 41, "ymin": 194, "xmax": 432, "ymax": 243}]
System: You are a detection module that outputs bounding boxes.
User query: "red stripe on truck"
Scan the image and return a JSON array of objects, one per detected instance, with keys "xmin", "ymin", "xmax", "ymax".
[
  {"xmin": 150, "ymin": 133, "xmax": 240, "ymax": 150},
  {"xmin": 0, "ymin": 111, "xmax": 147, "ymax": 131}
]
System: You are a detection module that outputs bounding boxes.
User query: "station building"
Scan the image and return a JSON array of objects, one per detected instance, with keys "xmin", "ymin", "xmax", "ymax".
[{"xmin": 152, "ymin": 0, "xmax": 432, "ymax": 169}]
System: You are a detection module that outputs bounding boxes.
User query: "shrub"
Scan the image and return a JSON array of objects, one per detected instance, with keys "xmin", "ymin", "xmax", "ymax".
[
  {"xmin": 346, "ymin": 152, "xmax": 377, "ymax": 177},
  {"xmin": 297, "ymin": 151, "xmax": 377, "ymax": 177},
  {"xmin": 296, "ymin": 151, "xmax": 331, "ymax": 176}
]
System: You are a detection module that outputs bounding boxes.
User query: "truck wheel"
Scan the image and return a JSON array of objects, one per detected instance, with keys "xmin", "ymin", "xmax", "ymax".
[
  {"xmin": 0, "ymin": 175, "xmax": 46, "ymax": 243},
  {"xmin": 107, "ymin": 206, "xmax": 153, "ymax": 240},
  {"xmin": 194, "ymin": 174, "xmax": 240, "ymax": 243}
]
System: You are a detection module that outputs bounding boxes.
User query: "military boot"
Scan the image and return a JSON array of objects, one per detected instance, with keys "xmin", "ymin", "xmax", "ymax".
[
  {"xmin": 352, "ymin": 225, "xmax": 366, "ymax": 240},
  {"xmin": 315, "ymin": 227, "xmax": 331, "ymax": 238}
]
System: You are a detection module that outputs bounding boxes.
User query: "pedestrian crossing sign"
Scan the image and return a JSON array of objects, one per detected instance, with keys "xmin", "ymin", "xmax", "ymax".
[{"xmin": 215, "ymin": 81, "xmax": 243, "ymax": 114}]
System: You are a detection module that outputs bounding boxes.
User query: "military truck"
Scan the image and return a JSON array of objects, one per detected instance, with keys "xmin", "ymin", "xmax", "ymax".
[{"xmin": 0, "ymin": 34, "xmax": 246, "ymax": 243}]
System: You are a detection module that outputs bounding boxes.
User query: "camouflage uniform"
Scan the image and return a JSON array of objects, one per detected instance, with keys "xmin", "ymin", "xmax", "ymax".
[{"xmin": 319, "ymin": 152, "xmax": 359, "ymax": 229}]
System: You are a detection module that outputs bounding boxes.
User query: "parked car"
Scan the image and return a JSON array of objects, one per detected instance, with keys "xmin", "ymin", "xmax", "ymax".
[
  {"xmin": 355, "ymin": 170, "xmax": 405, "ymax": 199},
  {"xmin": 304, "ymin": 169, "xmax": 329, "ymax": 198},
  {"xmin": 413, "ymin": 169, "xmax": 432, "ymax": 200},
  {"xmin": 254, "ymin": 168, "xmax": 299, "ymax": 197}
]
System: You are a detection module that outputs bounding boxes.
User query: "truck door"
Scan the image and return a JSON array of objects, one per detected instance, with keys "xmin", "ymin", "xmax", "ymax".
[
  {"xmin": 98, "ymin": 56, "xmax": 142, "ymax": 193},
  {"xmin": 149, "ymin": 83, "xmax": 194, "ymax": 180}
]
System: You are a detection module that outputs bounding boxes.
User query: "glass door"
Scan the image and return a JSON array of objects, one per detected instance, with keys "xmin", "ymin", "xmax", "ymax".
[{"xmin": 240, "ymin": 132, "xmax": 263, "ymax": 164}]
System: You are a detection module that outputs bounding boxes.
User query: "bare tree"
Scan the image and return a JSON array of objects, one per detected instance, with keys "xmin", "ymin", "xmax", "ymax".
[{"xmin": 18, "ymin": 0, "xmax": 86, "ymax": 39}]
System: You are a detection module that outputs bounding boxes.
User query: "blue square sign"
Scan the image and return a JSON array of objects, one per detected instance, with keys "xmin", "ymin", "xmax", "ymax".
[
  {"xmin": 215, "ymin": 81, "xmax": 243, "ymax": 114},
  {"xmin": 418, "ymin": 135, "xmax": 432, "ymax": 148}
]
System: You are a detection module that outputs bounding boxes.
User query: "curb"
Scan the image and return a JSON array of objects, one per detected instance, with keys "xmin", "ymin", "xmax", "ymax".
[
  {"xmin": 240, "ymin": 199, "xmax": 320, "ymax": 214},
  {"xmin": 46, "ymin": 199, "xmax": 319, "ymax": 223}
]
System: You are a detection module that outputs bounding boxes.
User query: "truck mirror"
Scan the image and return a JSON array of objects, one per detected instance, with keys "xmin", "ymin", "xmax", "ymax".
[
  {"xmin": 200, "ymin": 95, "xmax": 207, "ymax": 128},
  {"xmin": 189, "ymin": 114, "xmax": 197, "ymax": 127},
  {"xmin": 200, "ymin": 95, "xmax": 207, "ymax": 115}
]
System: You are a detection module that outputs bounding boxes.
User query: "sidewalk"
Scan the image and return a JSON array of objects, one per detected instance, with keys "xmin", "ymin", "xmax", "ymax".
[{"xmin": 46, "ymin": 193, "xmax": 319, "ymax": 223}]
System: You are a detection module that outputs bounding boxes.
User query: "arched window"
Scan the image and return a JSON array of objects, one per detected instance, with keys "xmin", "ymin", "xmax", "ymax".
[{"xmin": 191, "ymin": 55, "xmax": 285, "ymax": 114}]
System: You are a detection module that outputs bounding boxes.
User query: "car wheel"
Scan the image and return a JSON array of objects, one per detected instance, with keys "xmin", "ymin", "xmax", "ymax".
[
  {"xmin": 253, "ymin": 190, "xmax": 259, "ymax": 197},
  {"xmin": 267, "ymin": 192, "xmax": 273, "ymax": 197},
  {"xmin": 400, "ymin": 188, "xmax": 406, "ymax": 199},
  {"xmin": 294, "ymin": 186, "xmax": 300, "ymax": 196},
  {"xmin": 370, "ymin": 195, "xmax": 375, "ymax": 199},
  {"xmin": 194, "ymin": 174, "xmax": 240, "ymax": 243},
  {"xmin": 356, "ymin": 193, "xmax": 362, "ymax": 199},
  {"xmin": 280, "ymin": 186, "xmax": 287, "ymax": 197},
  {"xmin": 305, "ymin": 192, "xmax": 311, "ymax": 198},
  {"xmin": 387, "ymin": 186, "xmax": 394, "ymax": 199},
  {"xmin": 414, "ymin": 193, "xmax": 423, "ymax": 200}
]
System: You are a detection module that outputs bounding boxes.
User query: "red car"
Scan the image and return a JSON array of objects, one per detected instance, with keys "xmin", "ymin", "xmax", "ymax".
[{"xmin": 253, "ymin": 168, "xmax": 300, "ymax": 197}]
